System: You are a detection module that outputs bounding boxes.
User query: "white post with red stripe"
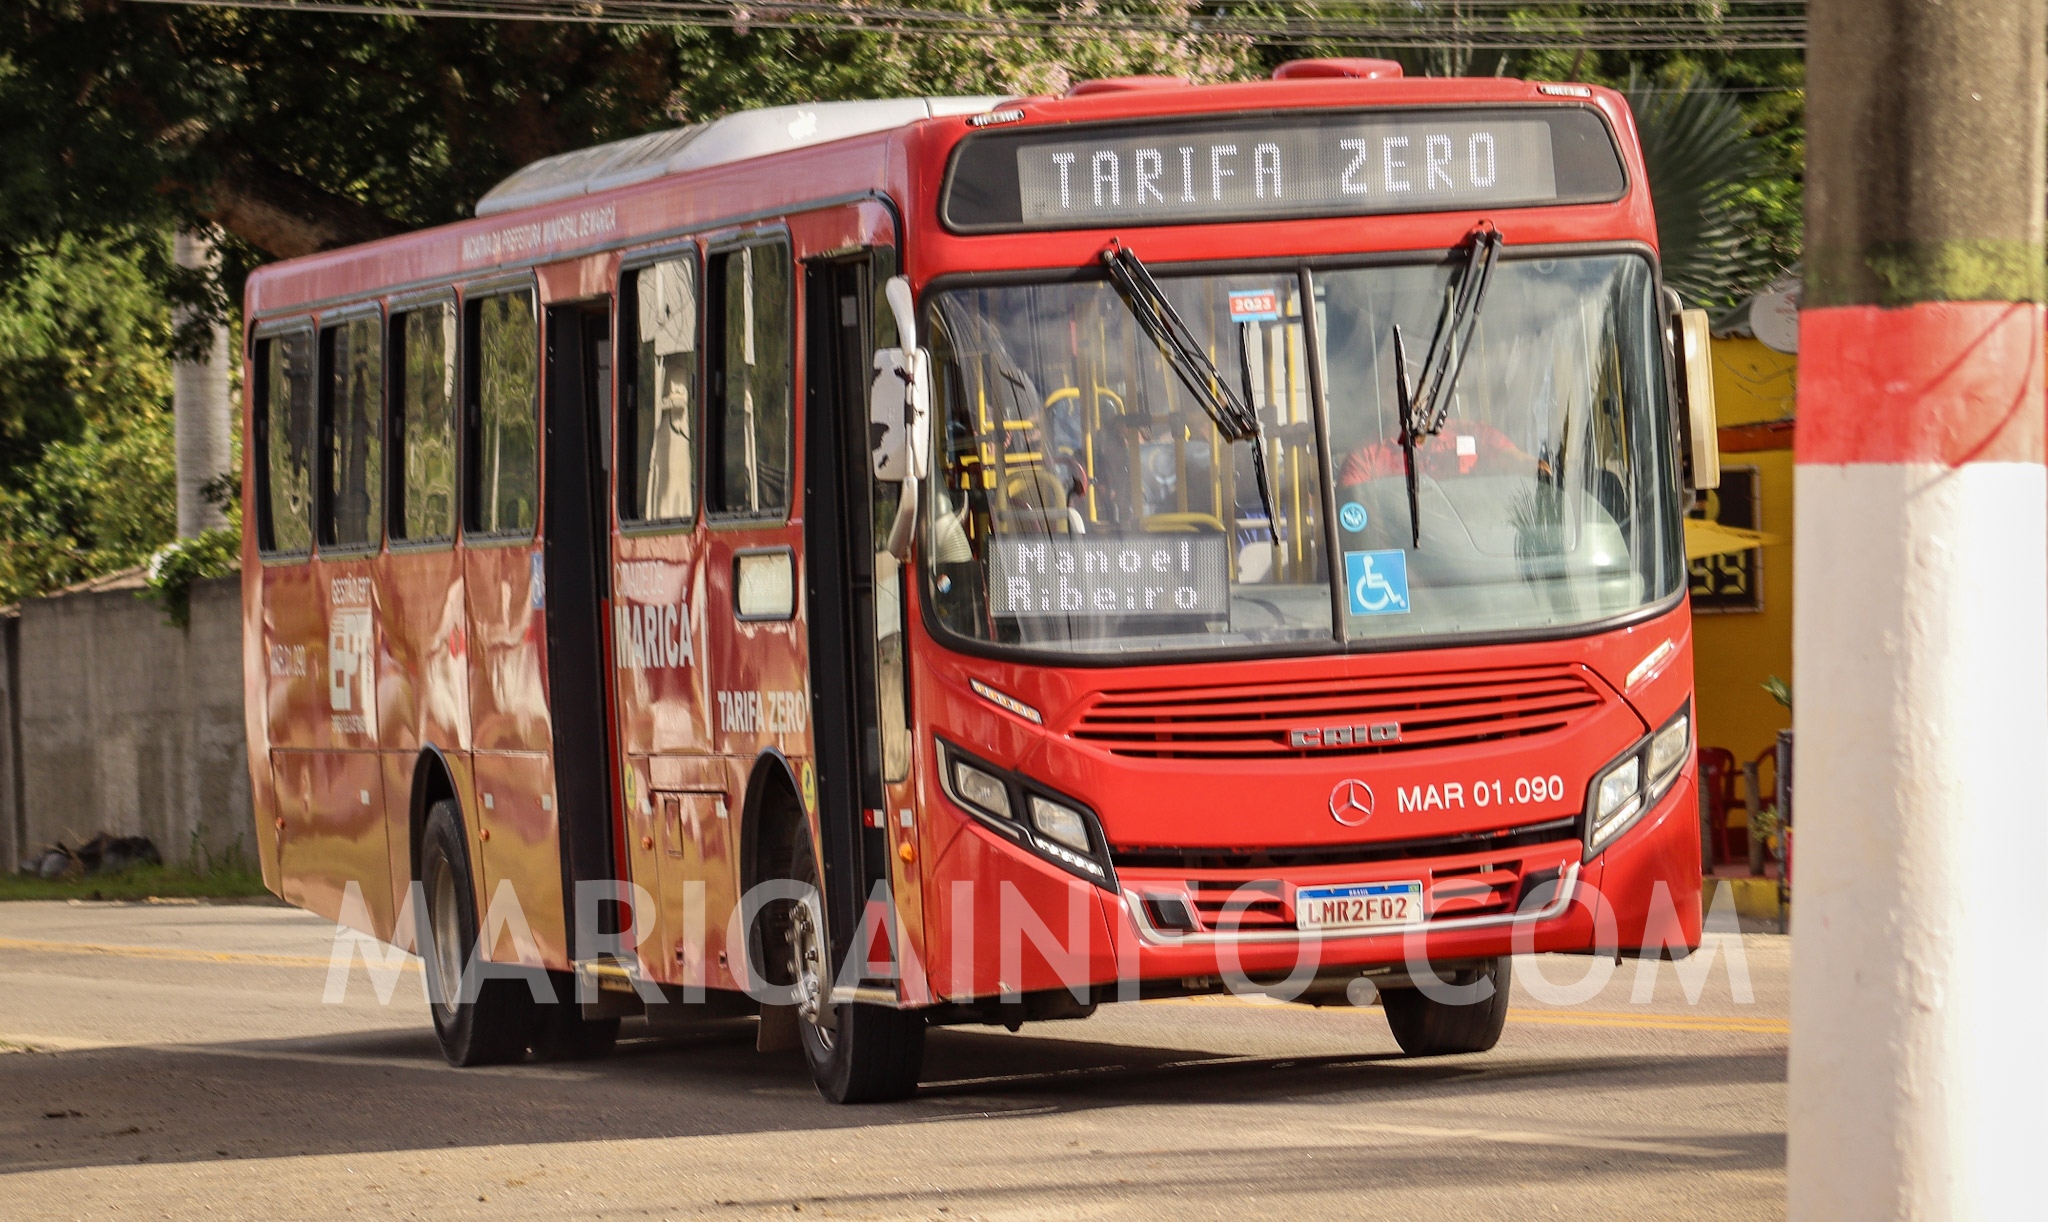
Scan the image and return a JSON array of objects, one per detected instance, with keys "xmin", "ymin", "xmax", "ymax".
[
  {"xmin": 1793, "ymin": 7, "xmax": 2048, "ymax": 1213},
  {"xmin": 1793, "ymin": 310, "xmax": 2048, "ymax": 1211}
]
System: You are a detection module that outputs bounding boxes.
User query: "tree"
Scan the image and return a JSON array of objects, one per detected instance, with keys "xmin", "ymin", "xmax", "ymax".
[
  {"xmin": 1627, "ymin": 72, "xmax": 1771, "ymax": 307},
  {"xmin": 0, "ymin": 232, "xmax": 179, "ymax": 602},
  {"xmin": 0, "ymin": 3, "xmax": 1255, "ymax": 265}
]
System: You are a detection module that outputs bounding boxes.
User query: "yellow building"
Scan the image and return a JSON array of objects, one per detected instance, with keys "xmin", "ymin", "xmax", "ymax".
[{"xmin": 1692, "ymin": 335, "xmax": 1796, "ymax": 797}]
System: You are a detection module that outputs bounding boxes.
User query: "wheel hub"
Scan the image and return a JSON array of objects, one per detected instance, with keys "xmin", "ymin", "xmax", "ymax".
[
  {"xmin": 787, "ymin": 889, "xmax": 831, "ymax": 1050},
  {"xmin": 427, "ymin": 858, "xmax": 463, "ymax": 1018}
]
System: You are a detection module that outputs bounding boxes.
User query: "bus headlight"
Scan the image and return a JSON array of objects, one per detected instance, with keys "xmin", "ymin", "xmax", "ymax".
[
  {"xmin": 936, "ymin": 739, "xmax": 1117, "ymax": 890},
  {"xmin": 1586, "ymin": 701, "xmax": 1692, "ymax": 853},
  {"xmin": 1029, "ymin": 796, "xmax": 1090, "ymax": 854},
  {"xmin": 1591, "ymin": 756, "xmax": 1643, "ymax": 847},
  {"xmin": 951, "ymin": 760, "xmax": 1011, "ymax": 820},
  {"xmin": 1645, "ymin": 709, "xmax": 1691, "ymax": 798}
]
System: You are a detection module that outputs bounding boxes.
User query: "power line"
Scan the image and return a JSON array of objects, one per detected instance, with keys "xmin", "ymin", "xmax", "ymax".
[{"xmin": 121, "ymin": 1, "xmax": 1810, "ymax": 52}]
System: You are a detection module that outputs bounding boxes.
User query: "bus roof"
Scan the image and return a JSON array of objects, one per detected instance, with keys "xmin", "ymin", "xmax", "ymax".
[{"xmin": 475, "ymin": 97, "xmax": 1003, "ymax": 217}]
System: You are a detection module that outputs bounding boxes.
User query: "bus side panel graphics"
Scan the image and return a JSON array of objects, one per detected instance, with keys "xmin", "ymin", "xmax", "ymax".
[{"xmin": 611, "ymin": 552, "xmax": 712, "ymax": 756}]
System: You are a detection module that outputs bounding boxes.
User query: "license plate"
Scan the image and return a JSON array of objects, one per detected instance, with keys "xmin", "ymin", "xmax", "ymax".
[{"xmin": 1294, "ymin": 881, "xmax": 1423, "ymax": 931}]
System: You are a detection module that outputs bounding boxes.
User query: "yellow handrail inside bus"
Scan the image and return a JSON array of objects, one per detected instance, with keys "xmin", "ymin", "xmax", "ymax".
[{"xmin": 1142, "ymin": 511, "xmax": 1227, "ymax": 534}]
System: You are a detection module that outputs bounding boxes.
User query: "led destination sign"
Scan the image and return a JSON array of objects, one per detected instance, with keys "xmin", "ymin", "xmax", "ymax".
[
  {"xmin": 942, "ymin": 107, "xmax": 1625, "ymax": 232},
  {"xmin": 990, "ymin": 535, "xmax": 1229, "ymax": 619}
]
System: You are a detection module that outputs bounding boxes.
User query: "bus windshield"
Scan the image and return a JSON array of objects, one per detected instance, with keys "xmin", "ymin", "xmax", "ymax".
[{"xmin": 924, "ymin": 253, "xmax": 1682, "ymax": 657}]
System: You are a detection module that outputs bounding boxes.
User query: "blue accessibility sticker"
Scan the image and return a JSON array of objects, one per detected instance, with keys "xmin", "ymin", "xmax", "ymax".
[
  {"xmin": 1345, "ymin": 549, "xmax": 1410, "ymax": 616},
  {"xmin": 1339, "ymin": 501, "xmax": 1369, "ymax": 532}
]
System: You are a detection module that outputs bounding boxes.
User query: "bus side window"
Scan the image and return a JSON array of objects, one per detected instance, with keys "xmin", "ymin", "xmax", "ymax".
[
  {"xmin": 621, "ymin": 256, "xmax": 699, "ymax": 524},
  {"xmin": 388, "ymin": 303, "xmax": 458, "ymax": 542},
  {"xmin": 464, "ymin": 290, "xmax": 540, "ymax": 537},
  {"xmin": 318, "ymin": 315, "xmax": 384, "ymax": 549},
  {"xmin": 706, "ymin": 240, "xmax": 793, "ymax": 517},
  {"xmin": 255, "ymin": 329, "xmax": 316, "ymax": 556}
]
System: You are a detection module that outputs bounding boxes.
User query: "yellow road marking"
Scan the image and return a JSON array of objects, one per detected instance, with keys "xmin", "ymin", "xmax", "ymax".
[{"xmin": 0, "ymin": 935, "xmax": 420, "ymax": 972}]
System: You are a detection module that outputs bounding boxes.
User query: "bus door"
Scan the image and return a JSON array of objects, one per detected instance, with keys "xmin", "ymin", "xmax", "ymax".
[
  {"xmin": 802, "ymin": 251, "xmax": 918, "ymax": 996},
  {"xmin": 542, "ymin": 298, "xmax": 624, "ymax": 962},
  {"xmin": 463, "ymin": 285, "xmax": 566, "ymax": 967},
  {"xmin": 613, "ymin": 251, "xmax": 727, "ymax": 990}
]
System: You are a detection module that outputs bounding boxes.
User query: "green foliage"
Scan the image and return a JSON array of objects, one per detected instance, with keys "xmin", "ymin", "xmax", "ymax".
[
  {"xmin": 1253, "ymin": 4, "xmax": 1805, "ymax": 288},
  {"xmin": 0, "ymin": 3, "xmax": 1804, "ymax": 612},
  {"xmin": 1762, "ymin": 674, "xmax": 1792, "ymax": 711},
  {"xmin": 144, "ymin": 526, "xmax": 241, "ymax": 628},
  {"xmin": 0, "ymin": 859, "xmax": 269, "ymax": 902},
  {"xmin": 1626, "ymin": 71, "xmax": 1770, "ymax": 308},
  {"xmin": 0, "ymin": 233, "xmax": 179, "ymax": 604},
  {"xmin": 0, "ymin": 3, "xmax": 1256, "ymax": 275}
]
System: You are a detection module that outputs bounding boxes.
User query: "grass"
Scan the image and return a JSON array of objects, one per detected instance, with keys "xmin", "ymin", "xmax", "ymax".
[{"xmin": 0, "ymin": 862, "xmax": 273, "ymax": 903}]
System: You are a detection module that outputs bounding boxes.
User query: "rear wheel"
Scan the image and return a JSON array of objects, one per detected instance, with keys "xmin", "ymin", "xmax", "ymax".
[
  {"xmin": 1381, "ymin": 956, "xmax": 1512, "ymax": 1057},
  {"xmin": 417, "ymin": 800, "xmax": 535, "ymax": 1066},
  {"xmin": 783, "ymin": 828, "xmax": 924, "ymax": 1103}
]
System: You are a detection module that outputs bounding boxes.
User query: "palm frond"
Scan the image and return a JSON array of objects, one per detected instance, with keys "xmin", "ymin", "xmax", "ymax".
[{"xmin": 1626, "ymin": 70, "xmax": 1771, "ymax": 308}]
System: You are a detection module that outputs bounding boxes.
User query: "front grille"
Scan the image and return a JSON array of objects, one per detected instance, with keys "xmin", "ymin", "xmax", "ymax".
[
  {"xmin": 1071, "ymin": 665, "xmax": 1604, "ymax": 760},
  {"xmin": 1144, "ymin": 855, "xmax": 1547, "ymax": 935},
  {"xmin": 1111, "ymin": 817, "xmax": 1580, "ymax": 872},
  {"xmin": 1188, "ymin": 877, "xmax": 1290, "ymax": 930}
]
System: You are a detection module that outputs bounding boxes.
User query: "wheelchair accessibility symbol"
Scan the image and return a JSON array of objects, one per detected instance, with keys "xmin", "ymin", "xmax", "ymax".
[{"xmin": 1345, "ymin": 550, "xmax": 1410, "ymax": 616}]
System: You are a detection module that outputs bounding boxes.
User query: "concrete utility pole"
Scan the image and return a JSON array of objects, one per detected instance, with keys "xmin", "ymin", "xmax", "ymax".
[
  {"xmin": 172, "ymin": 229, "xmax": 233, "ymax": 538},
  {"xmin": 1794, "ymin": 2, "xmax": 2048, "ymax": 1217}
]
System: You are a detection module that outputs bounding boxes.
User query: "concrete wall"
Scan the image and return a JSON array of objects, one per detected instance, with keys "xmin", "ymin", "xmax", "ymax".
[{"xmin": 0, "ymin": 576, "xmax": 249, "ymax": 870}]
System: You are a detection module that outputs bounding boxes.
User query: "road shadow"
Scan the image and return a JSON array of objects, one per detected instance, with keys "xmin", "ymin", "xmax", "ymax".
[{"xmin": 0, "ymin": 1014, "xmax": 1786, "ymax": 1176}]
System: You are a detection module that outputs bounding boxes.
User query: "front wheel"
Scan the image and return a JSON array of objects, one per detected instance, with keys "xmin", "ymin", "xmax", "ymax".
[
  {"xmin": 1380, "ymin": 956, "xmax": 1512, "ymax": 1057},
  {"xmin": 416, "ymin": 800, "xmax": 536, "ymax": 1066},
  {"xmin": 784, "ymin": 830, "xmax": 925, "ymax": 1103}
]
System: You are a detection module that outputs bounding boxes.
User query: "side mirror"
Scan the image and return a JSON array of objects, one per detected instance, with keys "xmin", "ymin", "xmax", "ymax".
[
  {"xmin": 869, "ymin": 276, "xmax": 931, "ymax": 484},
  {"xmin": 1678, "ymin": 308, "xmax": 1720, "ymax": 491}
]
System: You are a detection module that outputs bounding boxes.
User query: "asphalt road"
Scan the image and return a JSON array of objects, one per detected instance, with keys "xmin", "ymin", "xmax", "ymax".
[{"xmin": 0, "ymin": 900, "xmax": 1786, "ymax": 1220}]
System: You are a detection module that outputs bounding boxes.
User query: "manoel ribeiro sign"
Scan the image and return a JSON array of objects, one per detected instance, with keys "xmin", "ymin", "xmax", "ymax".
[{"xmin": 991, "ymin": 535, "xmax": 1229, "ymax": 619}]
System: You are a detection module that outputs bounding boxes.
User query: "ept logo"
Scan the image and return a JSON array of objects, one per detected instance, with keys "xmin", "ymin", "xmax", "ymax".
[{"xmin": 1345, "ymin": 549, "xmax": 1410, "ymax": 616}]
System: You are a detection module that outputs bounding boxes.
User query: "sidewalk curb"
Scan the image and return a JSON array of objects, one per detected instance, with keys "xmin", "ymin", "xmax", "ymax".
[{"xmin": 1703, "ymin": 876, "xmax": 1784, "ymax": 922}]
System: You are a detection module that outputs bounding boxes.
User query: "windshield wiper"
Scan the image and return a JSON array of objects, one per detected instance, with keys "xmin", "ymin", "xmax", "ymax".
[
  {"xmin": 1392, "ymin": 226, "xmax": 1503, "ymax": 548},
  {"xmin": 1101, "ymin": 242, "xmax": 1279, "ymax": 544}
]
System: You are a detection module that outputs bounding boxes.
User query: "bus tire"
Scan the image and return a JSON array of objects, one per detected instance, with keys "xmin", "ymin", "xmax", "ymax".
[
  {"xmin": 529, "ymin": 973, "xmax": 621, "ymax": 1062},
  {"xmin": 785, "ymin": 830, "xmax": 925, "ymax": 1103},
  {"xmin": 1380, "ymin": 956, "xmax": 1512, "ymax": 1057},
  {"xmin": 417, "ymin": 799, "xmax": 535, "ymax": 1066}
]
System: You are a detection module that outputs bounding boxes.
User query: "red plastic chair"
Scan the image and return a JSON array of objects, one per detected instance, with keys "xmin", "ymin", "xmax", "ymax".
[{"xmin": 1696, "ymin": 746, "xmax": 1745, "ymax": 865}]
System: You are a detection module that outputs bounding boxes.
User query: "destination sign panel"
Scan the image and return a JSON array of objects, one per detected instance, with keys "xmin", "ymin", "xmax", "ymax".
[
  {"xmin": 942, "ymin": 107, "xmax": 1625, "ymax": 232},
  {"xmin": 990, "ymin": 534, "xmax": 1229, "ymax": 620}
]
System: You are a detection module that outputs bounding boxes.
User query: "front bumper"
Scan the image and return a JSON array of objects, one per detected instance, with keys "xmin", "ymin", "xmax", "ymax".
[{"xmin": 916, "ymin": 766, "xmax": 1702, "ymax": 1002}]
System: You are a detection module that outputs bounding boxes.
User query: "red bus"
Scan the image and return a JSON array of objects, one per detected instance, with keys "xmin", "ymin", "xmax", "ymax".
[{"xmin": 243, "ymin": 61, "xmax": 1720, "ymax": 1102}]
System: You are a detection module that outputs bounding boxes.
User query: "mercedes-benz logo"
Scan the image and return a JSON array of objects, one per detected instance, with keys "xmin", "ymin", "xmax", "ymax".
[{"xmin": 1329, "ymin": 778, "xmax": 1375, "ymax": 826}]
